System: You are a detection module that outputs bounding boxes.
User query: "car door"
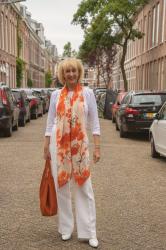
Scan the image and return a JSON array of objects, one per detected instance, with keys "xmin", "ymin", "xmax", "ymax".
[
  {"xmin": 11, "ymin": 93, "xmax": 19, "ymax": 124},
  {"xmin": 118, "ymin": 94, "xmax": 131, "ymax": 128},
  {"xmin": 157, "ymin": 104, "xmax": 166, "ymax": 155},
  {"xmin": 5, "ymin": 88, "xmax": 14, "ymax": 119},
  {"xmin": 23, "ymin": 91, "xmax": 30, "ymax": 119}
]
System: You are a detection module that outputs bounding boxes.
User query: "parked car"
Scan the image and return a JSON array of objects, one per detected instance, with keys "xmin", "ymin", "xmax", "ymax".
[
  {"xmin": 94, "ymin": 87, "xmax": 107, "ymax": 104},
  {"xmin": 46, "ymin": 88, "xmax": 56, "ymax": 101},
  {"xmin": 112, "ymin": 92, "xmax": 127, "ymax": 123},
  {"xmin": 93, "ymin": 87, "xmax": 106, "ymax": 95},
  {"xmin": 12, "ymin": 89, "xmax": 31, "ymax": 126},
  {"xmin": 21, "ymin": 89, "xmax": 43, "ymax": 119},
  {"xmin": 0, "ymin": 83, "xmax": 19, "ymax": 137},
  {"xmin": 116, "ymin": 91, "xmax": 166, "ymax": 138},
  {"xmin": 97, "ymin": 92, "xmax": 106, "ymax": 118},
  {"xmin": 149, "ymin": 101, "xmax": 166, "ymax": 158},
  {"xmin": 32, "ymin": 88, "xmax": 49, "ymax": 113},
  {"xmin": 103, "ymin": 89, "xmax": 118, "ymax": 120}
]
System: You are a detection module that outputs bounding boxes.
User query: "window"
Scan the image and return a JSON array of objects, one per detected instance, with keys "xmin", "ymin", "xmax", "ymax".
[
  {"xmin": 152, "ymin": 7, "xmax": 156, "ymax": 46},
  {"xmin": 162, "ymin": 0, "xmax": 166, "ymax": 42},
  {"xmin": 1, "ymin": 13, "xmax": 4, "ymax": 50},
  {"xmin": 132, "ymin": 94, "xmax": 162, "ymax": 105},
  {"xmin": 147, "ymin": 11, "xmax": 151, "ymax": 49},
  {"xmin": 143, "ymin": 16, "xmax": 147, "ymax": 51},
  {"xmin": 156, "ymin": 3, "xmax": 160, "ymax": 45},
  {"xmin": 122, "ymin": 94, "xmax": 131, "ymax": 104}
]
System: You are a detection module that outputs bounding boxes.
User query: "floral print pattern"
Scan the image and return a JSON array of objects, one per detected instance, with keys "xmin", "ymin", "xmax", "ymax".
[{"xmin": 56, "ymin": 83, "xmax": 90, "ymax": 187}]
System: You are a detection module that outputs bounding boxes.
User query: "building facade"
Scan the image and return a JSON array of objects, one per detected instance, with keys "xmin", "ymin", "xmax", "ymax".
[
  {"xmin": 0, "ymin": 3, "xmax": 58, "ymax": 88},
  {"xmin": 0, "ymin": 4, "xmax": 18, "ymax": 87},
  {"xmin": 112, "ymin": 0, "xmax": 166, "ymax": 91}
]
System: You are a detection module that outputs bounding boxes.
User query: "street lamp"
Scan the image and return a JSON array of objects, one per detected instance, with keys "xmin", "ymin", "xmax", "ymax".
[{"xmin": 0, "ymin": 0, "xmax": 26, "ymax": 4}]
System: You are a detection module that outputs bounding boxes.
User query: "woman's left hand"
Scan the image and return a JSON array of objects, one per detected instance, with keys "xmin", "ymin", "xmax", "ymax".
[{"xmin": 93, "ymin": 148, "xmax": 100, "ymax": 163}]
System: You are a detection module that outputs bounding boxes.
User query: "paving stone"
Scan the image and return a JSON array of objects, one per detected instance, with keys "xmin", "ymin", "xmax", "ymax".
[{"xmin": 0, "ymin": 116, "xmax": 166, "ymax": 250}]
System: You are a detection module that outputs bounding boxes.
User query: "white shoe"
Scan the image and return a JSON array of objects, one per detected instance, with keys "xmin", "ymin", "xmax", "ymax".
[
  {"xmin": 89, "ymin": 238, "xmax": 99, "ymax": 248},
  {"xmin": 61, "ymin": 234, "xmax": 71, "ymax": 241}
]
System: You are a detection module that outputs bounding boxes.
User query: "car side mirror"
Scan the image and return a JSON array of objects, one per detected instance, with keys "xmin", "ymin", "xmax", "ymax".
[{"xmin": 154, "ymin": 113, "xmax": 159, "ymax": 120}]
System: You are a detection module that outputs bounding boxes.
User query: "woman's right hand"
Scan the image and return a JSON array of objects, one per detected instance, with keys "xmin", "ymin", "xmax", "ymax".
[
  {"xmin": 44, "ymin": 136, "xmax": 51, "ymax": 160},
  {"xmin": 44, "ymin": 145, "xmax": 51, "ymax": 160}
]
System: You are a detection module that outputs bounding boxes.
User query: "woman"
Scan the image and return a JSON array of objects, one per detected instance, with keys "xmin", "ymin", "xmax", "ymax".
[{"xmin": 44, "ymin": 58, "xmax": 100, "ymax": 248}]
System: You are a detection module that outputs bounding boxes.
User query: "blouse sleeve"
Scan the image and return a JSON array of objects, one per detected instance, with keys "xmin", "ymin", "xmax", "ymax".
[
  {"xmin": 88, "ymin": 89, "xmax": 100, "ymax": 135},
  {"xmin": 45, "ymin": 90, "xmax": 59, "ymax": 136}
]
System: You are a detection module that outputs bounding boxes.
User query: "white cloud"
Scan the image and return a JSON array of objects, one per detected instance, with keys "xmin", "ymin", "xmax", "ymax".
[{"xmin": 25, "ymin": 0, "xmax": 84, "ymax": 55}]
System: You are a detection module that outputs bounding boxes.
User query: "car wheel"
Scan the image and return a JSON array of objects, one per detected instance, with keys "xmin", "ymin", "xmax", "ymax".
[
  {"xmin": 43, "ymin": 105, "xmax": 46, "ymax": 114},
  {"xmin": 115, "ymin": 121, "xmax": 119, "ymax": 131},
  {"xmin": 13, "ymin": 120, "xmax": 18, "ymax": 131},
  {"xmin": 120, "ymin": 124, "xmax": 127, "ymax": 138},
  {"xmin": 151, "ymin": 135, "xmax": 159, "ymax": 158},
  {"xmin": 19, "ymin": 115, "xmax": 26, "ymax": 127},
  {"xmin": 39, "ymin": 107, "xmax": 43, "ymax": 117},
  {"xmin": 4, "ymin": 122, "xmax": 12, "ymax": 137},
  {"xmin": 112, "ymin": 116, "xmax": 115, "ymax": 123},
  {"xmin": 32, "ymin": 109, "xmax": 38, "ymax": 119},
  {"xmin": 27, "ymin": 111, "xmax": 31, "ymax": 122}
]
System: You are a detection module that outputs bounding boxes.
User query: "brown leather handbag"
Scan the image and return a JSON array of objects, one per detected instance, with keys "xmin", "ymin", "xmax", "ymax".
[{"xmin": 39, "ymin": 159, "xmax": 58, "ymax": 216}]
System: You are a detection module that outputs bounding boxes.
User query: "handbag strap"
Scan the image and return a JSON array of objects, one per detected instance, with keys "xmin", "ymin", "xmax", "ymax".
[{"xmin": 45, "ymin": 159, "xmax": 52, "ymax": 178}]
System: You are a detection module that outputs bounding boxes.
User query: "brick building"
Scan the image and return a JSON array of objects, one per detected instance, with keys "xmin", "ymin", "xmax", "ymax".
[
  {"xmin": 112, "ymin": 0, "xmax": 166, "ymax": 91},
  {"xmin": 0, "ymin": 3, "xmax": 58, "ymax": 88},
  {"xmin": 0, "ymin": 3, "xmax": 18, "ymax": 86}
]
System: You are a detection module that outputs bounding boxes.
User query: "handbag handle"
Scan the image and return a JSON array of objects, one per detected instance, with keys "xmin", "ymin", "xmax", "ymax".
[{"xmin": 45, "ymin": 159, "xmax": 51, "ymax": 178}]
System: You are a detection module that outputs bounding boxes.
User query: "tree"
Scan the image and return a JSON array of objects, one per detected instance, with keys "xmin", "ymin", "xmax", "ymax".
[
  {"xmin": 45, "ymin": 71, "xmax": 52, "ymax": 87},
  {"xmin": 72, "ymin": 0, "xmax": 149, "ymax": 91},
  {"xmin": 78, "ymin": 15, "xmax": 116, "ymax": 87},
  {"xmin": 16, "ymin": 16, "xmax": 25, "ymax": 88},
  {"xmin": 63, "ymin": 42, "xmax": 78, "ymax": 58},
  {"xmin": 27, "ymin": 78, "xmax": 33, "ymax": 88},
  {"xmin": 63, "ymin": 42, "xmax": 72, "ymax": 57},
  {"xmin": 16, "ymin": 58, "xmax": 24, "ymax": 87}
]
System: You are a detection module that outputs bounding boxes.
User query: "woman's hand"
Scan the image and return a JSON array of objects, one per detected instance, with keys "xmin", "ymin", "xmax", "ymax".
[
  {"xmin": 93, "ymin": 147, "xmax": 100, "ymax": 163},
  {"xmin": 44, "ymin": 136, "xmax": 51, "ymax": 160},
  {"xmin": 44, "ymin": 144, "xmax": 51, "ymax": 160}
]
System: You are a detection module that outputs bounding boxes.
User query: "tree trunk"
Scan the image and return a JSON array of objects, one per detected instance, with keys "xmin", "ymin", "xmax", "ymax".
[
  {"xmin": 97, "ymin": 53, "xmax": 100, "ymax": 87},
  {"xmin": 120, "ymin": 39, "xmax": 128, "ymax": 91}
]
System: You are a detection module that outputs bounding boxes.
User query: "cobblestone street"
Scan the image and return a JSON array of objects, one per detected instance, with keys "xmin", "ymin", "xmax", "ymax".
[{"xmin": 0, "ymin": 116, "xmax": 166, "ymax": 250}]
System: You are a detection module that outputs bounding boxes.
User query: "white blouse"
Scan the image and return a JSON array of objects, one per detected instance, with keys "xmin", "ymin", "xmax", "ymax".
[{"xmin": 45, "ymin": 87, "xmax": 100, "ymax": 136}]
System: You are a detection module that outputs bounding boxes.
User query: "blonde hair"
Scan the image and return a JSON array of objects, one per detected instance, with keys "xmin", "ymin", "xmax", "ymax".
[{"xmin": 57, "ymin": 58, "xmax": 84, "ymax": 85}]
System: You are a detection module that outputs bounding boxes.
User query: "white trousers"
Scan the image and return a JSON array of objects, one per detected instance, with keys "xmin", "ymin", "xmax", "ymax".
[{"xmin": 49, "ymin": 126, "xmax": 97, "ymax": 239}]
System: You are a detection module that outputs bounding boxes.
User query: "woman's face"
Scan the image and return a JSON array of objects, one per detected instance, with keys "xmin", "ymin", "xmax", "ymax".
[{"xmin": 63, "ymin": 66, "xmax": 79, "ymax": 85}]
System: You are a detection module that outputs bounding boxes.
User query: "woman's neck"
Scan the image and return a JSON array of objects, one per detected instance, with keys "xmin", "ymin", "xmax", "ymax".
[{"xmin": 66, "ymin": 82, "xmax": 77, "ymax": 91}]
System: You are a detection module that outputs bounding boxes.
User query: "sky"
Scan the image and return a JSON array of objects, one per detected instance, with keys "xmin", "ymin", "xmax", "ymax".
[{"xmin": 24, "ymin": 0, "xmax": 84, "ymax": 55}]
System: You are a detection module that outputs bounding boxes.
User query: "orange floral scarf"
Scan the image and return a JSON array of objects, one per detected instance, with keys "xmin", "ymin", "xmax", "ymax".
[{"xmin": 56, "ymin": 83, "xmax": 90, "ymax": 187}]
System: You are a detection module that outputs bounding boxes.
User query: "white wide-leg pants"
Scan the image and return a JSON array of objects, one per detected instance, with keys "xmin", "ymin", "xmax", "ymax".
[{"xmin": 49, "ymin": 126, "xmax": 97, "ymax": 239}]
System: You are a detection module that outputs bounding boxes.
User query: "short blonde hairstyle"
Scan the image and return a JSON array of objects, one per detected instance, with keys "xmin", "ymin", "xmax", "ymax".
[{"xmin": 57, "ymin": 58, "xmax": 84, "ymax": 85}]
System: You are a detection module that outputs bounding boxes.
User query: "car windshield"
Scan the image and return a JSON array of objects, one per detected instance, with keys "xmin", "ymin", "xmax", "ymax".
[
  {"xmin": 161, "ymin": 94, "xmax": 166, "ymax": 103},
  {"xmin": 33, "ymin": 91, "xmax": 41, "ymax": 97},
  {"xmin": 12, "ymin": 91, "xmax": 20, "ymax": 100},
  {"xmin": 24, "ymin": 89, "xmax": 33, "ymax": 95},
  {"xmin": 132, "ymin": 94, "xmax": 163, "ymax": 105}
]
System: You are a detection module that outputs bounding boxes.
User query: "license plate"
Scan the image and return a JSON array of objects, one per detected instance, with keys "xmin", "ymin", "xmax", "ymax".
[{"xmin": 144, "ymin": 113, "xmax": 156, "ymax": 118}]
